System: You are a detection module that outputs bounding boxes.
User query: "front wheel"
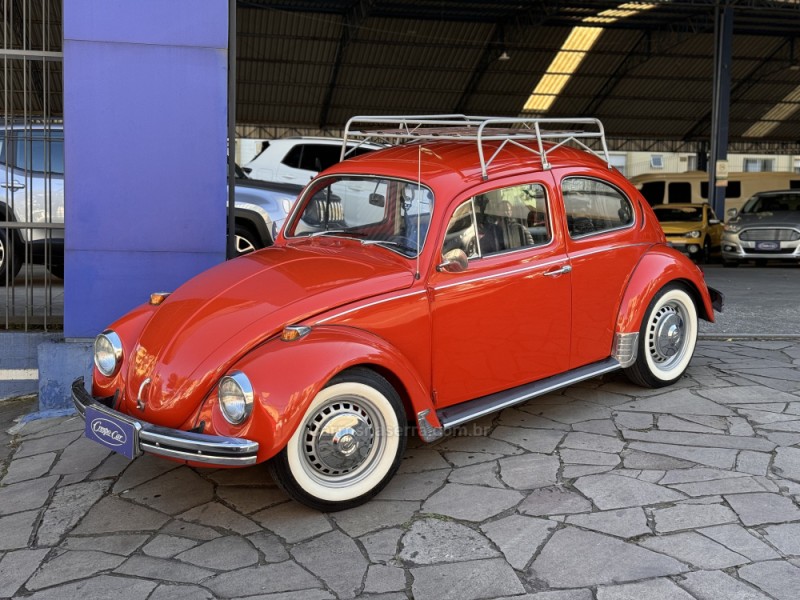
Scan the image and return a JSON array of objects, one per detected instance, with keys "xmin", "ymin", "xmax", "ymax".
[
  {"xmin": 624, "ymin": 284, "xmax": 698, "ymax": 388},
  {"xmin": 0, "ymin": 228, "xmax": 22, "ymax": 286},
  {"xmin": 234, "ymin": 224, "xmax": 263, "ymax": 257},
  {"xmin": 267, "ymin": 368, "xmax": 407, "ymax": 511}
]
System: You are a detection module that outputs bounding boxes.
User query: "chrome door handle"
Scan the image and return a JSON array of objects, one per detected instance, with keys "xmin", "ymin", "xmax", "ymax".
[{"xmin": 543, "ymin": 265, "xmax": 572, "ymax": 277}]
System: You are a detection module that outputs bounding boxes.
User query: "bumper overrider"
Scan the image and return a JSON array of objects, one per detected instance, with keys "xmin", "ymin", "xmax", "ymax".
[{"xmin": 72, "ymin": 377, "xmax": 259, "ymax": 466}]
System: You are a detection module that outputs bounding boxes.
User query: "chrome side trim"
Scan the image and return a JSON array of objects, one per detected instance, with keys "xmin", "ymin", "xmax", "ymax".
[
  {"xmin": 416, "ymin": 409, "xmax": 444, "ymax": 443},
  {"xmin": 437, "ymin": 358, "xmax": 621, "ymax": 430},
  {"xmin": 72, "ymin": 377, "xmax": 259, "ymax": 466},
  {"xmin": 612, "ymin": 332, "xmax": 639, "ymax": 368}
]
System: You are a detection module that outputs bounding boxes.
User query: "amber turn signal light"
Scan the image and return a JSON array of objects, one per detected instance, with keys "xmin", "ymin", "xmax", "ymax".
[
  {"xmin": 149, "ymin": 292, "xmax": 171, "ymax": 306},
  {"xmin": 281, "ymin": 326, "xmax": 311, "ymax": 342}
]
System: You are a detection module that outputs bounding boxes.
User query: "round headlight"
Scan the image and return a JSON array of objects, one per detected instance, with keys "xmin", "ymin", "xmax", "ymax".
[
  {"xmin": 684, "ymin": 230, "xmax": 702, "ymax": 238},
  {"xmin": 218, "ymin": 371, "xmax": 254, "ymax": 425},
  {"xmin": 94, "ymin": 331, "xmax": 123, "ymax": 377}
]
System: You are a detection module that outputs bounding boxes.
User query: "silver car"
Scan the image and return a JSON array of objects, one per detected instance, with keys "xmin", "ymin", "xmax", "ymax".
[{"xmin": 722, "ymin": 190, "xmax": 800, "ymax": 266}]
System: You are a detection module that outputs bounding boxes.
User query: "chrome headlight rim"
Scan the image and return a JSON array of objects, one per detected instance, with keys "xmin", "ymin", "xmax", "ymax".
[
  {"xmin": 94, "ymin": 330, "xmax": 123, "ymax": 377},
  {"xmin": 684, "ymin": 230, "xmax": 702, "ymax": 239},
  {"xmin": 218, "ymin": 371, "xmax": 254, "ymax": 425}
]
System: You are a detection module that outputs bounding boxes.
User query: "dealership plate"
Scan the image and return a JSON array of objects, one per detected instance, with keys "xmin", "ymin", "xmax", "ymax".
[
  {"xmin": 756, "ymin": 241, "xmax": 780, "ymax": 251},
  {"xmin": 84, "ymin": 405, "xmax": 140, "ymax": 460}
]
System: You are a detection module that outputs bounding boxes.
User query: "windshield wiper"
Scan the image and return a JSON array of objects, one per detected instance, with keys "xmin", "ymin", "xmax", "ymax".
[{"xmin": 307, "ymin": 229, "xmax": 345, "ymax": 237}]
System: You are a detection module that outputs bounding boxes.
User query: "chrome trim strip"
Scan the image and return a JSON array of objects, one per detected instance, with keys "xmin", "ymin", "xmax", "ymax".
[
  {"xmin": 72, "ymin": 378, "xmax": 259, "ymax": 466},
  {"xmin": 315, "ymin": 290, "xmax": 427, "ymax": 325},
  {"xmin": 416, "ymin": 409, "xmax": 444, "ymax": 443},
  {"xmin": 433, "ymin": 256, "xmax": 569, "ymax": 291},
  {"xmin": 437, "ymin": 358, "xmax": 621, "ymax": 430},
  {"xmin": 612, "ymin": 332, "xmax": 639, "ymax": 368}
]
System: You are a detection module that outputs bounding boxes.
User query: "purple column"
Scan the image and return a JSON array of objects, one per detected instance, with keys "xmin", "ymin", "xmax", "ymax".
[{"xmin": 62, "ymin": 0, "xmax": 228, "ymax": 338}]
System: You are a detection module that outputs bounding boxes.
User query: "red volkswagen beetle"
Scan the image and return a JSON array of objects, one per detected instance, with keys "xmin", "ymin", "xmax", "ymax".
[{"xmin": 73, "ymin": 116, "xmax": 722, "ymax": 511}]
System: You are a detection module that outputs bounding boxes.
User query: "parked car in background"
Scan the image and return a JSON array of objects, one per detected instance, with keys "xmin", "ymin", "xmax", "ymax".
[
  {"xmin": 652, "ymin": 202, "xmax": 723, "ymax": 263},
  {"xmin": 721, "ymin": 189, "xmax": 800, "ymax": 267},
  {"xmin": 242, "ymin": 137, "xmax": 381, "ymax": 186},
  {"xmin": 0, "ymin": 123, "xmax": 64, "ymax": 283},
  {"xmin": 73, "ymin": 116, "xmax": 721, "ymax": 511}
]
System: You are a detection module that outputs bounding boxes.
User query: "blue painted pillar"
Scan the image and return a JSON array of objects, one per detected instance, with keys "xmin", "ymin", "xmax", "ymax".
[{"xmin": 62, "ymin": 0, "xmax": 228, "ymax": 338}]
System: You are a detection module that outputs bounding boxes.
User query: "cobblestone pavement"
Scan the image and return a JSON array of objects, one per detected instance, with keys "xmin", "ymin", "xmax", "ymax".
[{"xmin": 2, "ymin": 340, "xmax": 800, "ymax": 599}]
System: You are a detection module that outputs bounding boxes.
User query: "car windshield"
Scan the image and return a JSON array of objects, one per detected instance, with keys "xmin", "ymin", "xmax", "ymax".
[
  {"xmin": 285, "ymin": 176, "xmax": 433, "ymax": 258},
  {"xmin": 740, "ymin": 193, "xmax": 800, "ymax": 214},
  {"xmin": 653, "ymin": 206, "xmax": 703, "ymax": 222}
]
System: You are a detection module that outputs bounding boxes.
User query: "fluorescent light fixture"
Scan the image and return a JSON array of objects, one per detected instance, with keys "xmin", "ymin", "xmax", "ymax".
[
  {"xmin": 743, "ymin": 84, "xmax": 800, "ymax": 138},
  {"xmin": 523, "ymin": 2, "xmax": 656, "ymax": 113}
]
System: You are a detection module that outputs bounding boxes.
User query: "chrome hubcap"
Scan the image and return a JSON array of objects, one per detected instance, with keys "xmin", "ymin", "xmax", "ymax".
[
  {"xmin": 304, "ymin": 401, "xmax": 375, "ymax": 476},
  {"xmin": 649, "ymin": 304, "xmax": 685, "ymax": 365}
]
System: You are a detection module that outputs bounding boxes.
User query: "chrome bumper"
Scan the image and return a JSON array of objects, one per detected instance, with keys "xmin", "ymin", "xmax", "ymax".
[{"xmin": 72, "ymin": 377, "xmax": 259, "ymax": 466}]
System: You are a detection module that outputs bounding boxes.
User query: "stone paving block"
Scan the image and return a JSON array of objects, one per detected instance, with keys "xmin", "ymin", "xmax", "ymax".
[
  {"xmin": 1, "ymin": 452, "xmax": 56, "ymax": 484},
  {"xmin": 627, "ymin": 442, "xmax": 737, "ymax": 469},
  {"xmin": 27, "ymin": 549, "xmax": 126, "ymax": 590},
  {"xmin": 739, "ymin": 560, "xmax": 800, "ymax": 600},
  {"xmin": 623, "ymin": 429, "xmax": 775, "ymax": 452},
  {"xmin": 214, "ymin": 485, "xmax": 292, "ymax": 515},
  {"xmin": 734, "ymin": 451, "xmax": 770, "ymax": 476},
  {"xmin": 111, "ymin": 456, "xmax": 180, "ymax": 494},
  {"xmin": 0, "ymin": 548, "xmax": 49, "ymax": 598},
  {"xmin": 205, "ymin": 465, "xmax": 273, "ymax": 486},
  {"xmin": 530, "ymin": 527, "xmax": 687, "ymax": 588},
  {"xmin": 363, "ymin": 564, "xmax": 406, "ymax": 594},
  {"xmin": 574, "ymin": 473, "xmax": 686, "ymax": 510},
  {"xmin": 72, "ymin": 496, "xmax": 169, "ymax": 535},
  {"xmin": 678, "ymin": 569, "xmax": 772, "ymax": 600},
  {"xmin": 396, "ymin": 447, "xmax": 451, "ymax": 474},
  {"xmin": 120, "ymin": 468, "xmax": 214, "ymax": 515},
  {"xmin": 114, "ymin": 555, "xmax": 215, "ymax": 584},
  {"xmin": 612, "ymin": 411, "xmax": 653, "ymax": 430},
  {"xmin": 50, "ymin": 436, "xmax": 111, "ymax": 476},
  {"xmin": 772, "ymin": 446, "xmax": 800, "ymax": 483},
  {"xmin": 175, "ymin": 535, "xmax": 259, "ymax": 571},
  {"xmin": 376, "ymin": 469, "xmax": 448, "ymax": 501},
  {"xmin": 160, "ymin": 519, "xmax": 221, "ymax": 541},
  {"xmin": 761, "ymin": 523, "xmax": 800, "ymax": 555},
  {"xmin": 668, "ymin": 476, "xmax": 769, "ymax": 497},
  {"xmin": 492, "ymin": 592, "xmax": 593, "ymax": 600},
  {"xmin": 563, "ymin": 387, "xmax": 635, "ymax": 407},
  {"xmin": 532, "ymin": 401, "xmax": 613, "ymax": 425},
  {"xmin": 247, "ymin": 531, "xmax": 291, "ymax": 563},
  {"xmin": 447, "ymin": 461, "xmax": 504, "ymax": 488},
  {"xmin": 442, "ymin": 451, "xmax": 504, "ymax": 467},
  {"xmin": 411, "ymin": 557, "xmax": 524, "ymax": 600},
  {"xmin": 177, "ymin": 502, "xmax": 260, "ymax": 535},
  {"xmin": 148, "ymin": 583, "xmax": 215, "ymax": 600},
  {"xmin": 22, "ymin": 574, "xmax": 158, "ymax": 600},
  {"xmin": 615, "ymin": 389, "xmax": 733, "ymax": 416},
  {"xmin": 725, "ymin": 492, "xmax": 800, "ymax": 526},
  {"xmin": 680, "ymin": 414, "xmax": 729, "ymax": 430},
  {"xmin": 480, "ymin": 514, "xmax": 556, "ymax": 570},
  {"xmin": 560, "ymin": 432, "xmax": 624, "ymax": 454},
  {"xmin": 291, "ymin": 530, "xmax": 368, "ymax": 599},
  {"xmin": 562, "ymin": 465, "xmax": 616, "ymax": 478},
  {"xmin": 400, "ymin": 518, "xmax": 498, "ymax": 565},
  {"xmin": 332, "ymin": 500, "xmax": 418, "ymax": 538},
  {"xmin": 142, "ymin": 534, "xmax": 200, "ymax": 559},
  {"xmin": 422, "ymin": 483, "xmax": 522, "ymax": 521},
  {"xmin": 61, "ymin": 533, "xmax": 148, "ymax": 556},
  {"xmin": 621, "ymin": 449, "xmax": 694, "ymax": 471},
  {"xmin": 698, "ymin": 524, "xmax": 780, "ymax": 562},
  {"xmin": 36, "ymin": 479, "xmax": 111, "ymax": 546},
  {"xmin": 232, "ymin": 591, "xmax": 334, "ymax": 600},
  {"xmin": 358, "ymin": 527, "xmax": 403, "ymax": 564},
  {"xmin": 14, "ymin": 431, "xmax": 82, "ymax": 459},
  {"xmin": 639, "ymin": 531, "xmax": 749, "ymax": 569},
  {"xmin": 519, "ymin": 486, "xmax": 592, "ymax": 516},
  {"xmin": 496, "ymin": 408, "xmax": 570, "ymax": 430},
  {"xmin": 560, "ymin": 448, "xmax": 620, "ymax": 466},
  {"xmin": 435, "ymin": 435, "xmax": 524, "ymax": 456},
  {"xmin": 596, "ymin": 578, "xmax": 695, "ymax": 600},
  {"xmin": 699, "ymin": 386, "xmax": 800, "ymax": 405},
  {"xmin": 89, "ymin": 453, "xmax": 130, "ymax": 481},
  {"xmin": 565, "ymin": 507, "xmax": 650, "ymax": 539},
  {"xmin": 572, "ymin": 419, "xmax": 618, "ymax": 437},
  {"xmin": 0, "ymin": 511, "xmax": 40, "ymax": 551},
  {"xmin": 653, "ymin": 503, "xmax": 737, "ymax": 533},
  {"xmin": 0, "ymin": 475, "xmax": 58, "ymax": 516},
  {"xmin": 658, "ymin": 415, "xmax": 724, "ymax": 434},
  {"xmin": 206, "ymin": 562, "xmax": 325, "ymax": 598},
  {"xmin": 490, "ymin": 426, "xmax": 565, "ymax": 454},
  {"xmin": 499, "ymin": 454, "xmax": 559, "ymax": 489}
]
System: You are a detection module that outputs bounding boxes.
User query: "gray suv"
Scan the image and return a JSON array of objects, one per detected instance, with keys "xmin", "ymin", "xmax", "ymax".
[{"xmin": 722, "ymin": 190, "xmax": 800, "ymax": 266}]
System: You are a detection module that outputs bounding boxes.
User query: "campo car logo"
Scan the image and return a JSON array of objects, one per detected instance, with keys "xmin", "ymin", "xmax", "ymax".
[{"xmin": 90, "ymin": 417, "xmax": 127, "ymax": 446}]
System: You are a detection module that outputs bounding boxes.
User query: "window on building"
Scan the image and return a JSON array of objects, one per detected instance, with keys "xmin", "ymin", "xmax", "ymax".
[
  {"xmin": 650, "ymin": 154, "xmax": 664, "ymax": 169},
  {"xmin": 743, "ymin": 158, "xmax": 775, "ymax": 172}
]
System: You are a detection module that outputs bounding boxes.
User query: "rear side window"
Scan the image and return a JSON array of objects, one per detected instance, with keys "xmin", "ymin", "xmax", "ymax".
[
  {"xmin": 639, "ymin": 181, "xmax": 665, "ymax": 206},
  {"xmin": 667, "ymin": 181, "xmax": 692, "ymax": 203},
  {"xmin": 563, "ymin": 177, "xmax": 634, "ymax": 238},
  {"xmin": 700, "ymin": 180, "xmax": 741, "ymax": 199}
]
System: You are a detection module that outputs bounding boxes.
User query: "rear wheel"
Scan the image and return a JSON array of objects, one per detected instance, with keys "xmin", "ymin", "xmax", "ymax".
[
  {"xmin": 0, "ymin": 228, "xmax": 22, "ymax": 286},
  {"xmin": 268, "ymin": 368, "xmax": 407, "ymax": 511},
  {"xmin": 625, "ymin": 284, "xmax": 698, "ymax": 388}
]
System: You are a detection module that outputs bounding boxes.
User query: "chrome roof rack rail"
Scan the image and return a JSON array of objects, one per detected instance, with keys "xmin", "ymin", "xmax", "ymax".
[{"xmin": 342, "ymin": 115, "xmax": 612, "ymax": 179}]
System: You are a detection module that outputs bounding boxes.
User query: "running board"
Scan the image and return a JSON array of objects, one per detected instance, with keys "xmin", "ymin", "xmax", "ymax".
[{"xmin": 436, "ymin": 357, "xmax": 621, "ymax": 431}]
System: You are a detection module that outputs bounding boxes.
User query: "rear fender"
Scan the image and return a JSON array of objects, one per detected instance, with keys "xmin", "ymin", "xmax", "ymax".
[
  {"xmin": 616, "ymin": 247, "xmax": 716, "ymax": 335},
  {"xmin": 197, "ymin": 325, "xmax": 436, "ymax": 463}
]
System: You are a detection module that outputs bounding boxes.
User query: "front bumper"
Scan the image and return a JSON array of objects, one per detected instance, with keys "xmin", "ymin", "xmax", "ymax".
[
  {"xmin": 721, "ymin": 233, "xmax": 800, "ymax": 262},
  {"xmin": 666, "ymin": 239, "xmax": 702, "ymax": 257},
  {"xmin": 72, "ymin": 377, "xmax": 259, "ymax": 466}
]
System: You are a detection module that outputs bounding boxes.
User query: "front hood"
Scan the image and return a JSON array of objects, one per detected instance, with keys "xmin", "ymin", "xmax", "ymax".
[
  {"xmin": 734, "ymin": 212, "xmax": 800, "ymax": 229},
  {"xmin": 124, "ymin": 241, "xmax": 415, "ymax": 426},
  {"xmin": 659, "ymin": 222, "xmax": 703, "ymax": 235}
]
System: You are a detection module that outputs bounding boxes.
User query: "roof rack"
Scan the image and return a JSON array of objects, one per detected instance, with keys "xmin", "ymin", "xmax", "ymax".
[{"xmin": 342, "ymin": 115, "xmax": 612, "ymax": 180}]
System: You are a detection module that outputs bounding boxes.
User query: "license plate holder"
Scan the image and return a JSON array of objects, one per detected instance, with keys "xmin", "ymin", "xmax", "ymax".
[{"xmin": 85, "ymin": 405, "xmax": 140, "ymax": 460}]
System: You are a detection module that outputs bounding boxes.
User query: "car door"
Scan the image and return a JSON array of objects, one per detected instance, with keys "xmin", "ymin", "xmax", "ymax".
[
  {"xmin": 427, "ymin": 180, "xmax": 572, "ymax": 408},
  {"xmin": 558, "ymin": 173, "xmax": 643, "ymax": 370}
]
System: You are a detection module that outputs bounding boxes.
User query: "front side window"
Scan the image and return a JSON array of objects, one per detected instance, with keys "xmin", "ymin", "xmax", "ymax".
[
  {"xmin": 286, "ymin": 176, "xmax": 432, "ymax": 258},
  {"xmin": 563, "ymin": 177, "xmax": 634, "ymax": 238}
]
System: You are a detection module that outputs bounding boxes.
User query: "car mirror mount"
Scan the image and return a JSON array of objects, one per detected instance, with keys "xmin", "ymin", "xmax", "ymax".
[
  {"xmin": 437, "ymin": 248, "xmax": 469, "ymax": 273},
  {"xmin": 726, "ymin": 208, "xmax": 738, "ymax": 220}
]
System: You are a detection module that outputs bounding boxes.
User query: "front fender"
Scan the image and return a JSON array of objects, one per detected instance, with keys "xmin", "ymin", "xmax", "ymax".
[
  {"xmin": 197, "ymin": 324, "xmax": 436, "ymax": 463},
  {"xmin": 616, "ymin": 246, "xmax": 716, "ymax": 335}
]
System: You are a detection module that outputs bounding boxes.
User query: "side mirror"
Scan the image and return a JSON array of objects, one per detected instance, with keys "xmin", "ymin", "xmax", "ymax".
[
  {"xmin": 726, "ymin": 208, "xmax": 738, "ymax": 220},
  {"xmin": 437, "ymin": 249, "xmax": 469, "ymax": 273},
  {"xmin": 709, "ymin": 218, "xmax": 720, "ymax": 225}
]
